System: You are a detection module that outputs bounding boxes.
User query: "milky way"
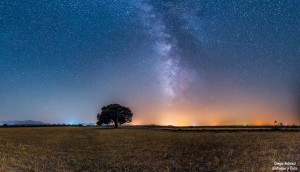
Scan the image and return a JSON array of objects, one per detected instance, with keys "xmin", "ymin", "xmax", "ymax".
[
  {"xmin": 135, "ymin": 0, "xmax": 204, "ymax": 104},
  {"xmin": 137, "ymin": 1, "xmax": 182, "ymax": 100}
]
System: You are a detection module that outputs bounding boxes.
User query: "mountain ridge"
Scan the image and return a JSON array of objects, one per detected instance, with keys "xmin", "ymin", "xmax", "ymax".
[{"xmin": 0, "ymin": 120, "xmax": 46, "ymax": 125}]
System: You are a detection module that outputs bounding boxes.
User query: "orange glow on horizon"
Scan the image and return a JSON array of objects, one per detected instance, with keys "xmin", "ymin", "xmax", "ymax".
[
  {"xmin": 130, "ymin": 96, "xmax": 299, "ymax": 126},
  {"xmin": 131, "ymin": 109, "xmax": 297, "ymax": 126}
]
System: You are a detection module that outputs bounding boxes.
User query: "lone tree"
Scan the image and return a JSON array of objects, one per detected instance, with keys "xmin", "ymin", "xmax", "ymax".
[{"xmin": 97, "ymin": 104, "xmax": 133, "ymax": 128}]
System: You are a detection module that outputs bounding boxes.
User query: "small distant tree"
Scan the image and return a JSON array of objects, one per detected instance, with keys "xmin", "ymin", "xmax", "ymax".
[
  {"xmin": 3, "ymin": 124, "xmax": 8, "ymax": 127},
  {"xmin": 97, "ymin": 104, "xmax": 133, "ymax": 128},
  {"xmin": 274, "ymin": 120, "xmax": 277, "ymax": 126}
]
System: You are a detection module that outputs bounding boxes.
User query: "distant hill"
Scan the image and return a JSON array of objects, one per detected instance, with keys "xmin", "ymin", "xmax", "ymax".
[
  {"xmin": 0, "ymin": 121, "xmax": 97, "ymax": 126},
  {"xmin": 0, "ymin": 120, "xmax": 46, "ymax": 125}
]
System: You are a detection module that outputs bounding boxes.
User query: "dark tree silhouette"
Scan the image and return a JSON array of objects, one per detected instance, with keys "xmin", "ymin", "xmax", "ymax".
[{"xmin": 97, "ymin": 104, "xmax": 133, "ymax": 128}]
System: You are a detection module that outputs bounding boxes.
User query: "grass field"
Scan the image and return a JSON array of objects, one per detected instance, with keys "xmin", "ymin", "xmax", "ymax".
[{"xmin": 0, "ymin": 127, "xmax": 299, "ymax": 171}]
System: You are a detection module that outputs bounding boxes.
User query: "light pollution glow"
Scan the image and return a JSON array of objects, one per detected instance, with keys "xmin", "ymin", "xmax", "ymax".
[{"xmin": 130, "ymin": 95, "xmax": 299, "ymax": 126}]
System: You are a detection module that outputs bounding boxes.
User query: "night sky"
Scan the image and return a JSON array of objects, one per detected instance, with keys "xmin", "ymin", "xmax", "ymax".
[{"xmin": 0, "ymin": 0, "xmax": 299, "ymax": 125}]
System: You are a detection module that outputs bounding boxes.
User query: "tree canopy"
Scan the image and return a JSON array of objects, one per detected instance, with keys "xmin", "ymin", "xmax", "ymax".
[{"xmin": 97, "ymin": 104, "xmax": 133, "ymax": 128}]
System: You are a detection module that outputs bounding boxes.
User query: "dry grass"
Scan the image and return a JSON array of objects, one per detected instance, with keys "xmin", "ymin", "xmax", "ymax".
[{"xmin": 0, "ymin": 127, "xmax": 299, "ymax": 171}]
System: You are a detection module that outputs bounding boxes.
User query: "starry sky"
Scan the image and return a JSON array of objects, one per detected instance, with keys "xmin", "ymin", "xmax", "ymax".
[{"xmin": 0, "ymin": 0, "xmax": 299, "ymax": 125}]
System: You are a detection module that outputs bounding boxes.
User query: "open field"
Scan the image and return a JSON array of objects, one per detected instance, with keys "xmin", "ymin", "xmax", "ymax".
[{"xmin": 0, "ymin": 127, "xmax": 299, "ymax": 171}]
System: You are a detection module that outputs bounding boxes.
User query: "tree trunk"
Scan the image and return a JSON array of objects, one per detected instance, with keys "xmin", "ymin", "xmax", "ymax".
[{"xmin": 114, "ymin": 121, "xmax": 118, "ymax": 128}]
